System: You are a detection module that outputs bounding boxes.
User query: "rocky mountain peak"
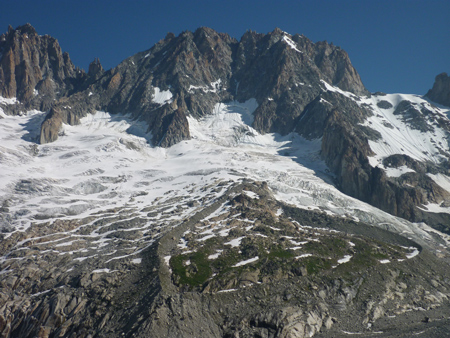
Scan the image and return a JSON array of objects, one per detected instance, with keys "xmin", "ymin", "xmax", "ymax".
[
  {"xmin": 0, "ymin": 24, "xmax": 85, "ymax": 111},
  {"xmin": 426, "ymin": 72, "xmax": 450, "ymax": 107},
  {"xmin": 14, "ymin": 23, "xmax": 37, "ymax": 36},
  {"xmin": 88, "ymin": 57, "xmax": 104, "ymax": 78},
  {"xmin": 27, "ymin": 26, "xmax": 370, "ymax": 147}
]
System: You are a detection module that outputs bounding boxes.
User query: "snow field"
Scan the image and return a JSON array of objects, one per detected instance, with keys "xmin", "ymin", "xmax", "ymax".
[{"xmin": 0, "ymin": 95, "xmax": 447, "ymax": 276}]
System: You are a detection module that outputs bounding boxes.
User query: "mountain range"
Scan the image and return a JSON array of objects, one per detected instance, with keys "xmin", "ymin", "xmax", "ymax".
[{"xmin": 1, "ymin": 23, "xmax": 450, "ymax": 337}]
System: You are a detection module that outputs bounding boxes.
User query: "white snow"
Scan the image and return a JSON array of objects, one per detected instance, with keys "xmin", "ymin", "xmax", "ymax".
[
  {"xmin": 337, "ymin": 255, "xmax": 353, "ymax": 264},
  {"xmin": 208, "ymin": 250, "xmax": 223, "ymax": 260},
  {"xmin": 282, "ymin": 35, "xmax": 302, "ymax": 54},
  {"xmin": 187, "ymin": 99, "xmax": 259, "ymax": 147},
  {"xmin": 232, "ymin": 256, "xmax": 259, "ymax": 267},
  {"xmin": 152, "ymin": 87, "xmax": 173, "ymax": 105},
  {"xmin": 384, "ymin": 166, "xmax": 415, "ymax": 178},
  {"xmin": 427, "ymin": 173, "xmax": 450, "ymax": 193},
  {"xmin": 188, "ymin": 79, "xmax": 222, "ymax": 94},
  {"xmin": 0, "ymin": 94, "xmax": 447, "ymax": 274},
  {"xmin": 321, "ymin": 80, "xmax": 358, "ymax": 100},
  {"xmin": 217, "ymin": 289, "xmax": 237, "ymax": 293},
  {"xmin": 406, "ymin": 247, "xmax": 420, "ymax": 259},
  {"xmin": 224, "ymin": 237, "xmax": 245, "ymax": 248},
  {"xmin": 92, "ymin": 268, "xmax": 115, "ymax": 273},
  {"xmin": 163, "ymin": 255, "xmax": 171, "ymax": 266},
  {"xmin": 295, "ymin": 253, "xmax": 312, "ymax": 259},
  {"xmin": 132, "ymin": 258, "xmax": 142, "ymax": 264},
  {"xmin": 243, "ymin": 190, "xmax": 259, "ymax": 199},
  {"xmin": 0, "ymin": 96, "xmax": 19, "ymax": 105},
  {"xmin": 360, "ymin": 93, "xmax": 450, "ymax": 165},
  {"xmin": 419, "ymin": 203, "xmax": 450, "ymax": 214}
]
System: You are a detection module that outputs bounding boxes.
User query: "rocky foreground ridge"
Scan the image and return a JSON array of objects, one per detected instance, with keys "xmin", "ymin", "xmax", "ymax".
[
  {"xmin": 1, "ymin": 24, "xmax": 450, "ymax": 337},
  {"xmin": 1, "ymin": 180, "xmax": 450, "ymax": 338}
]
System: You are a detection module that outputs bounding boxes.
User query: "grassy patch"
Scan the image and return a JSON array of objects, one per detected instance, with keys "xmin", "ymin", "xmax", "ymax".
[
  {"xmin": 171, "ymin": 251, "xmax": 212, "ymax": 287},
  {"xmin": 304, "ymin": 256, "xmax": 332, "ymax": 274}
]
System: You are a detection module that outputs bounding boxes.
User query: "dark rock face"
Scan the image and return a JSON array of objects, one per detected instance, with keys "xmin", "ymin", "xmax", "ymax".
[
  {"xmin": 0, "ymin": 24, "xmax": 85, "ymax": 111},
  {"xmin": 15, "ymin": 26, "xmax": 367, "ymax": 147},
  {"xmin": 319, "ymin": 94, "xmax": 450, "ymax": 230},
  {"xmin": 88, "ymin": 57, "xmax": 104, "ymax": 79},
  {"xmin": 426, "ymin": 72, "xmax": 450, "ymax": 107}
]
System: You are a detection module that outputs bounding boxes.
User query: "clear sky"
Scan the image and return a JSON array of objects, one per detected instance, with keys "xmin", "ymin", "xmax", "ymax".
[{"xmin": 2, "ymin": 0, "xmax": 449, "ymax": 95}]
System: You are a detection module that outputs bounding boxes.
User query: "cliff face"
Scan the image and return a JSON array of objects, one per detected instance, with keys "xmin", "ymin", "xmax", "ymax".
[
  {"xmin": 35, "ymin": 26, "xmax": 368, "ymax": 147},
  {"xmin": 0, "ymin": 24, "xmax": 85, "ymax": 112},
  {"xmin": 426, "ymin": 72, "xmax": 450, "ymax": 107}
]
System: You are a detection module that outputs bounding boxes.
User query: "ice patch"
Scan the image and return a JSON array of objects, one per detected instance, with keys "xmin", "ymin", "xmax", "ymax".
[
  {"xmin": 406, "ymin": 247, "xmax": 419, "ymax": 259},
  {"xmin": 359, "ymin": 94, "xmax": 450, "ymax": 165},
  {"xmin": 0, "ymin": 96, "xmax": 19, "ymax": 105},
  {"xmin": 208, "ymin": 250, "xmax": 223, "ymax": 260},
  {"xmin": 224, "ymin": 237, "xmax": 245, "ymax": 248},
  {"xmin": 92, "ymin": 268, "xmax": 115, "ymax": 273},
  {"xmin": 217, "ymin": 289, "xmax": 237, "ymax": 293},
  {"xmin": 188, "ymin": 79, "xmax": 222, "ymax": 94},
  {"xmin": 337, "ymin": 255, "xmax": 352, "ymax": 264},
  {"xmin": 152, "ymin": 87, "xmax": 173, "ymax": 105},
  {"xmin": 282, "ymin": 35, "xmax": 303, "ymax": 54},
  {"xmin": 164, "ymin": 255, "xmax": 171, "ymax": 266},
  {"xmin": 385, "ymin": 166, "xmax": 415, "ymax": 178},
  {"xmin": 243, "ymin": 190, "xmax": 259, "ymax": 199},
  {"xmin": 187, "ymin": 99, "xmax": 261, "ymax": 147},
  {"xmin": 232, "ymin": 256, "xmax": 259, "ymax": 267},
  {"xmin": 427, "ymin": 173, "xmax": 450, "ymax": 193}
]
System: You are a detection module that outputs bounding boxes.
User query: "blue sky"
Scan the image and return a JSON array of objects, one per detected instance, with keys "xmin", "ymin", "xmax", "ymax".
[{"xmin": 2, "ymin": 0, "xmax": 449, "ymax": 94}]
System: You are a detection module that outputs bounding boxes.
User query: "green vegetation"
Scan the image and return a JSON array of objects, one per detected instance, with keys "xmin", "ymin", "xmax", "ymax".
[
  {"xmin": 304, "ymin": 256, "xmax": 333, "ymax": 274},
  {"xmin": 171, "ymin": 250, "xmax": 212, "ymax": 287},
  {"xmin": 170, "ymin": 220, "xmax": 412, "ymax": 291}
]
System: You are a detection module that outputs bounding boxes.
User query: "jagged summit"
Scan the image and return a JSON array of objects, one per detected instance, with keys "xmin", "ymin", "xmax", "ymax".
[
  {"xmin": 88, "ymin": 57, "xmax": 104, "ymax": 78},
  {"xmin": 32, "ymin": 25, "xmax": 368, "ymax": 147},
  {"xmin": 9, "ymin": 23, "xmax": 37, "ymax": 36},
  {"xmin": 0, "ymin": 24, "xmax": 85, "ymax": 111},
  {"xmin": 426, "ymin": 72, "xmax": 450, "ymax": 107}
]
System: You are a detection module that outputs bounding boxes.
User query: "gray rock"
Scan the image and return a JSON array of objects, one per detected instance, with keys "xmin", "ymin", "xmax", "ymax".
[{"xmin": 426, "ymin": 72, "xmax": 450, "ymax": 107}]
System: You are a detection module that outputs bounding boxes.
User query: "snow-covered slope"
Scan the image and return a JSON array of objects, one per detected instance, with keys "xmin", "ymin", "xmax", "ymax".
[
  {"xmin": 2, "ymin": 96, "xmax": 450, "ymax": 338},
  {"xmin": 1, "ymin": 100, "xmax": 449, "ymax": 269},
  {"xmin": 361, "ymin": 94, "xmax": 450, "ymax": 165},
  {"xmin": 320, "ymin": 79, "xmax": 450, "ymax": 219}
]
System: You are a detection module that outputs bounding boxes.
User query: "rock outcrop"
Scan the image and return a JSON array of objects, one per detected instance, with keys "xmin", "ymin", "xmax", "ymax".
[
  {"xmin": 0, "ymin": 24, "xmax": 85, "ymax": 111},
  {"xmin": 426, "ymin": 72, "xmax": 450, "ymax": 107},
  {"xmin": 25, "ymin": 26, "xmax": 368, "ymax": 147}
]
